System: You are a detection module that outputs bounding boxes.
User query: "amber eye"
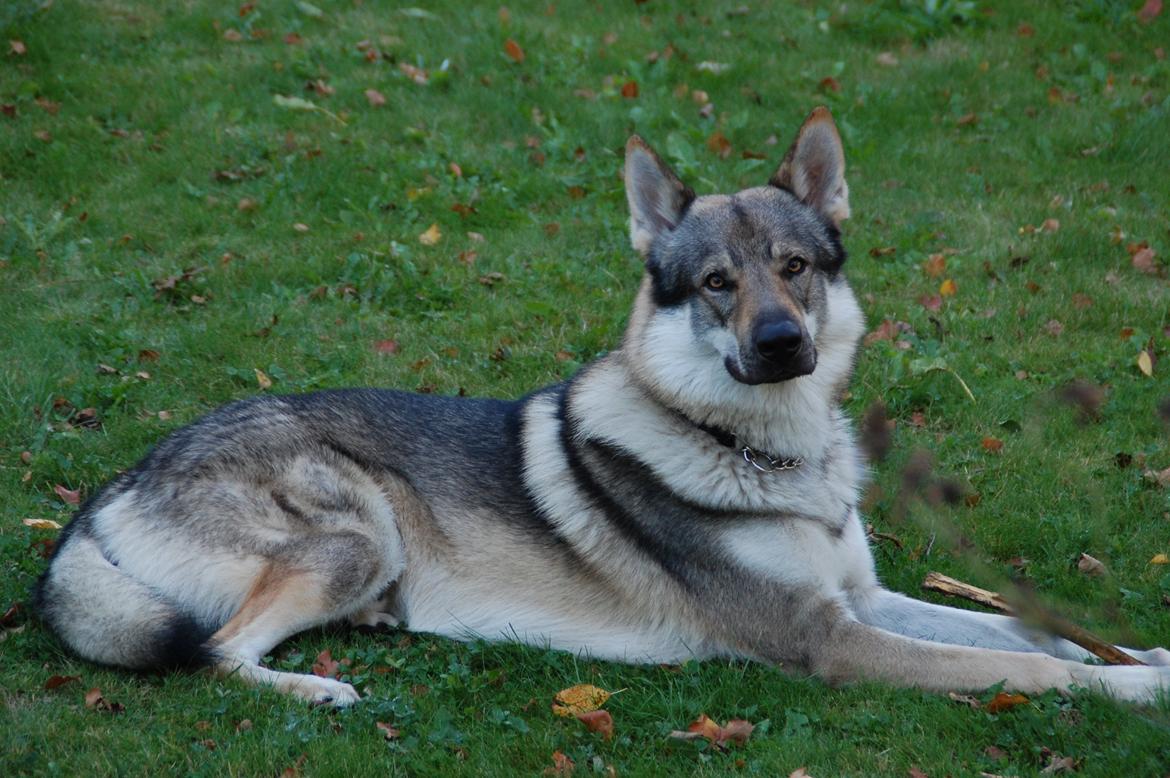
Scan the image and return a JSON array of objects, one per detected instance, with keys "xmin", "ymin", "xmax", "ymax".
[
  {"xmin": 785, "ymin": 257, "xmax": 807, "ymax": 275},
  {"xmin": 704, "ymin": 272, "xmax": 727, "ymax": 290}
]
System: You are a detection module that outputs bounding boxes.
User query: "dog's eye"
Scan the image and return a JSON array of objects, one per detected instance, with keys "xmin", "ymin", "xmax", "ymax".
[
  {"xmin": 785, "ymin": 257, "xmax": 807, "ymax": 275},
  {"xmin": 704, "ymin": 273, "xmax": 727, "ymax": 291}
]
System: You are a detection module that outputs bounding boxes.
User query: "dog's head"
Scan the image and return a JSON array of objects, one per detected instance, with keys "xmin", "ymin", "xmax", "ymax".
[{"xmin": 624, "ymin": 107, "xmax": 857, "ymax": 390}]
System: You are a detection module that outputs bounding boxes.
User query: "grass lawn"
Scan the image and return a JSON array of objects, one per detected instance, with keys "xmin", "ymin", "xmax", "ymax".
[{"xmin": 3, "ymin": 0, "xmax": 1169, "ymax": 775}]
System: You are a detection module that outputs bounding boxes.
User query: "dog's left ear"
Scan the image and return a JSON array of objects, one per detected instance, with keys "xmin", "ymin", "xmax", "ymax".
[
  {"xmin": 769, "ymin": 106, "xmax": 850, "ymax": 226},
  {"xmin": 625, "ymin": 136, "xmax": 695, "ymax": 256}
]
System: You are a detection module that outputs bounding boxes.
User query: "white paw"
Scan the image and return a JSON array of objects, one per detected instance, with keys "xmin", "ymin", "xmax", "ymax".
[
  {"xmin": 1074, "ymin": 665, "xmax": 1170, "ymax": 703},
  {"xmin": 350, "ymin": 610, "xmax": 400, "ymax": 629},
  {"xmin": 291, "ymin": 675, "xmax": 361, "ymax": 706},
  {"xmin": 1127, "ymin": 647, "xmax": 1170, "ymax": 667}
]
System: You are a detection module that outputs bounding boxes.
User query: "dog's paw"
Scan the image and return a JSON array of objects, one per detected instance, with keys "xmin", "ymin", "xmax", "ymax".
[
  {"xmin": 349, "ymin": 609, "xmax": 400, "ymax": 631},
  {"xmin": 1074, "ymin": 665, "xmax": 1170, "ymax": 703},
  {"xmin": 1128, "ymin": 647, "xmax": 1170, "ymax": 667},
  {"xmin": 292, "ymin": 675, "xmax": 362, "ymax": 706}
]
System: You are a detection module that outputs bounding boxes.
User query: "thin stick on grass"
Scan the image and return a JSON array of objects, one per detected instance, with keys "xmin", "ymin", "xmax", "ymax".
[{"xmin": 921, "ymin": 571, "xmax": 1145, "ymax": 667}]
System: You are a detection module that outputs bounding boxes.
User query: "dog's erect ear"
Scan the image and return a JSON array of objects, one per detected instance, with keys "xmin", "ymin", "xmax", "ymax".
[
  {"xmin": 624, "ymin": 136, "xmax": 695, "ymax": 256},
  {"xmin": 769, "ymin": 106, "xmax": 850, "ymax": 226}
]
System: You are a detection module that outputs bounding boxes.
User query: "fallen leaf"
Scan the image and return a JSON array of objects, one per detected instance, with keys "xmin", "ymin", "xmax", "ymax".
[
  {"xmin": 374, "ymin": 339, "xmax": 399, "ymax": 355},
  {"xmin": 1077, "ymin": 552, "xmax": 1106, "ymax": 577},
  {"xmin": 375, "ymin": 721, "xmax": 399, "ymax": 740},
  {"xmin": 9, "ymin": 39, "xmax": 27, "ymax": 56},
  {"xmin": 908, "ymin": 768, "xmax": 929, "ymax": 778},
  {"xmin": 44, "ymin": 674, "xmax": 80, "ymax": 690},
  {"xmin": 981, "ymin": 437, "xmax": 1004, "ymax": 454},
  {"xmin": 22, "ymin": 518, "xmax": 62, "ymax": 530},
  {"xmin": 919, "ymin": 294, "xmax": 942, "ymax": 312},
  {"xmin": 1150, "ymin": 553, "xmax": 1169, "ymax": 565},
  {"xmin": 85, "ymin": 687, "xmax": 104, "ymax": 708},
  {"xmin": 869, "ymin": 246, "xmax": 897, "ymax": 257},
  {"xmin": 255, "ymin": 369, "xmax": 273, "ymax": 390},
  {"xmin": 551, "ymin": 683, "xmax": 613, "ymax": 717},
  {"xmin": 1138, "ymin": 0, "xmax": 1163, "ymax": 24},
  {"xmin": 575, "ymin": 709, "xmax": 614, "ymax": 740},
  {"xmin": 696, "ymin": 61, "xmax": 730, "ymax": 74},
  {"xmin": 418, "ymin": 223, "xmax": 442, "ymax": 245},
  {"xmin": 948, "ymin": 691, "xmax": 982, "ymax": 708},
  {"xmin": 669, "ymin": 714, "xmax": 755, "ymax": 749},
  {"xmin": 1131, "ymin": 246, "xmax": 1157, "ymax": 274},
  {"xmin": 706, "ymin": 130, "xmax": 731, "ymax": 158},
  {"xmin": 84, "ymin": 687, "xmax": 124, "ymax": 714},
  {"xmin": 504, "ymin": 38, "xmax": 525, "ymax": 63},
  {"xmin": 984, "ymin": 691, "xmax": 1029, "ymax": 713},
  {"xmin": 789, "ymin": 769, "xmax": 814, "ymax": 778},
  {"xmin": 1041, "ymin": 218, "xmax": 1060, "ymax": 233},
  {"xmin": 939, "ymin": 278, "xmax": 958, "ymax": 297},
  {"xmin": 1145, "ymin": 467, "xmax": 1170, "ymax": 489},
  {"xmin": 956, "ymin": 113, "xmax": 978, "ymax": 127},
  {"xmin": 54, "ymin": 485, "xmax": 81, "ymax": 506},
  {"xmin": 1041, "ymin": 753, "xmax": 1080, "ymax": 774},
  {"xmin": 1071, "ymin": 293, "xmax": 1093, "ymax": 309},
  {"xmin": 364, "ymin": 89, "xmax": 387, "ymax": 107},
  {"xmin": 1043, "ymin": 319, "xmax": 1064, "ymax": 336},
  {"xmin": 293, "ymin": 222, "xmax": 310, "ymax": 233},
  {"xmin": 1138, "ymin": 350, "xmax": 1154, "ymax": 376},
  {"xmin": 922, "ymin": 254, "xmax": 946, "ymax": 277},
  {"xmin": 819, "ymin": 76, "xmax": 841, "ymax": 92},
  {"xmin": 236, "ymin": 719, "xmax": 253, "ymax": 732},
  {"xmin": 543, "ymin": 750, "xmax": 574, "ymax": 776},
  {"xmin": 620, "ymin": 80, "xmax": 639, "ymax": 98},
  {"xmin": 312, "ymin": 649, "xmax": 342, "ymax": 678}
]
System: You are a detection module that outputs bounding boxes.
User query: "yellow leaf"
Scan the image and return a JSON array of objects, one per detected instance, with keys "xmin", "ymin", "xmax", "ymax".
[
  {"xmin": 1137, "ymin": 350, "xmax": 1153, "ymax": 377},
  {"xmin": 1151, "ymin": 553, "xmax": 1169, "ymax": 565},
  {"xmin": 418, "ymin": 223, "xmax": 442, "ymax": 246},
  {"xmin": 22, "ymin": 518, "xmax": 62, "ymax": 530},
  {"xmin": 551, "ymin": 683, "xmax": 612, "ymax": 717},
  {"xmin": 939, "ymin": 278, "xmax": 958, "ymax": 297},
  {"xmin": 255, "ymin": 368, "xmax": 272, "ymax": 390}
]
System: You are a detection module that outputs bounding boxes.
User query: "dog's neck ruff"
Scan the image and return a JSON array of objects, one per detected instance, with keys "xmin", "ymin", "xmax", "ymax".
[{"xmin": 694, "ymin": 419, "xmax": 805, "ymax": 473}]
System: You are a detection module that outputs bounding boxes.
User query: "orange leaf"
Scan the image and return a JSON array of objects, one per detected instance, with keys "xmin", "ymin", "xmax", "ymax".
[
  {"xmin": 44, "ymin": 674, "xmax": 80, "ymax": 690},
  {"xmin": 981, "ymin": 437, "xmax": 1003, "ymax": 454},
  {"xmin": 418, "ymin": 223, "xmax": 442, "ymax": 246},
  {"xmin": 505, "ymin": 39, "xmax": 525, "ymax": 63},
  {"xmin": 312, "ymin": 649, "xmax": 342, "ymax": 678},
  {"xmin": 984, "ymin": 691, "xmax": 1029, "ymax": 713},
  {"xmin": 543, "ymin": 750, "xmax": 574, "ymax": 776},
  {"xmin": 375, "ymin": 721, "xmax": 399, "ymax": 740},
  {"xmin": 922, "ymin": 253, "xmax": 946, "ymax": 278},
  {"xmin": 687, "ymin": 713, "xmax": 723, "ymax": 741},
  {"xmin": 575, "ymin": 709, "xmax": 614, "ymax": 740},
  {"xmin": 621, "ymin": 80, "xmax": 639, "ymax": 98},
  {"xmin": 706, "ymin": 130, "xmax": 731, "ymax": 158},
  {"xmin": 939, "ymin": 278, "xmax": 957, "ymax": 297}
]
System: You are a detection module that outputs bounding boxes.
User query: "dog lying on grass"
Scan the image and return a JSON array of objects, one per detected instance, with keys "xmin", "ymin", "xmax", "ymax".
[{"xmin": 36, "ymin": 107, "xmax": 1169, "ymax": 705}]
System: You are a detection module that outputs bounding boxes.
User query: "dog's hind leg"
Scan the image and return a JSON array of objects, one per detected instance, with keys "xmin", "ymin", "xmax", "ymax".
[{"xmin": 211, "ymin": 528, "xmax": 403, "ymax": 705}]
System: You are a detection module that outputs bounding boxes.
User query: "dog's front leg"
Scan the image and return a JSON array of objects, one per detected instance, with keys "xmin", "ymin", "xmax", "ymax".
[
  {"xmin": 850, "ymin": 587, "xmax": 1170, "ymax": 665},
  {"xmin": 806, "ymin": 616, "xmax": 1170, "ymax": 702}
]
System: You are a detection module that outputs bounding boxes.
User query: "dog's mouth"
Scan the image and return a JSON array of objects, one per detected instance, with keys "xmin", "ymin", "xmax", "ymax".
[{"xmin": 723, "ymin": 353, "xmax": 816, "ymax": 385}]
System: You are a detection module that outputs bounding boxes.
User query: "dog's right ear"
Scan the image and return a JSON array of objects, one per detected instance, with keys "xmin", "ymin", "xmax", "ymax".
[{"xmin": 624, "ymin": 136, "xmax": 695, "ymax": 256}]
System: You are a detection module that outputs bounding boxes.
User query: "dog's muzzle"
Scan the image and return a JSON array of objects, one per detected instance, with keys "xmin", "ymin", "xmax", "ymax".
[{"xmin": 725, "ymin": 315, "xmax": 817, "ymax": 384}]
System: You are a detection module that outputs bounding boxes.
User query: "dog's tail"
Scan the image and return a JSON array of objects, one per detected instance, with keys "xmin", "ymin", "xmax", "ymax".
[{"xmin": 34, "ymin": 520, "xmax": 215, "ymax": 670}]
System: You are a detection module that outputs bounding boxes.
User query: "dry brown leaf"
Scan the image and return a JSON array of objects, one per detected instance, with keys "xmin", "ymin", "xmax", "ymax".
[
  {"xmin": 1132, "ymin": 246, "xmax": 1157, "ymax": 274},
  {"xmin": 543, "ymin": 750, "xmax": 574, "ymax": 776},
  {"xmin": 922, "ymin": 253, "xmax": 947, "ymax": 277},
  {"xmin": 984, "ymin": 691, "xmax": 1029, "ymax": 713},
  {"xmin": 54, "ymin": 484, "xmax": 81, "ymax": 506},
  {"xmin": 312, "ymin": 649, "xmax": 346, "ymax": 678},
  {"xmin": 375, "ymin": 721, "xmax": 400, "ymax": 740},
  {"xmin": 981, "ymin": 437, "xmax": 1004, "ymax": 454},
  {"xmin": 44, "ymin": 674, "xmax": 80, "ymax": 690},
  {"xmin": 551, "ymin": 683, "xmax": 612, "ymax": 717},
  {"xmin": 669, "ymin": 714, "xmax": 755, "ymax": 749},
  {"xmin": 575, "ymin": 709, "xmax": 614, "ymax": 740},
  {"xmin": 948, "ymin": 691, "xmax": 982, "ymax": 708},
  {"xmin": 869, "ymin": 246, "xmax": 897, "ymax": 257},
  {"xmin": 789, "ymin": 769, "xmax": 814, "ymax": 778},
  {"xmin": 620, "ymin": 80, "xmax": 639, "ymax": 98},
  {"xmin": 9, "ymin": 39, "xmax": 28, "ymax": 55},
  {"xmin": 505, "ymin": 38, "xmax": 525, "ymax": 63},
  {"xmin": 254, "ymin": 368, "xmax": 272, "ymax": 390},
  {"xmin": 908, "ymin": 768, "xmax": 930, "ymax": 778},
  {"xmin": 418, "ymin": 223, "xmax": 442, "ymax": 245},
  {"xmin": 1077, "ymin": 552, "xmax": 1106, "ymax": 577},
  {"xmin": 23, "ymin": 518, "xmax": 62, "ymax": 530},
  {"xmin": 706, "ymin": 130, "xmax": 731, "ymax": 158},
  {"xmin": 364, "ymin": 89, "xmax": 387, "ymax": 107}
]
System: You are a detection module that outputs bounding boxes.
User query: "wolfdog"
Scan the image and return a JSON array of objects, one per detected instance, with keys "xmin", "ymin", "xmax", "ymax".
[{"xmin": 36, "ymin": 107, "xmax": 1169, "ymax": 705}]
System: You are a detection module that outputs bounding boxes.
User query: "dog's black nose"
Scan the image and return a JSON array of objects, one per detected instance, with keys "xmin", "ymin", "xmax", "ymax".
[{"xmin": 755, "ymin": 319, "xmax": 803, "ymax": 362}]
